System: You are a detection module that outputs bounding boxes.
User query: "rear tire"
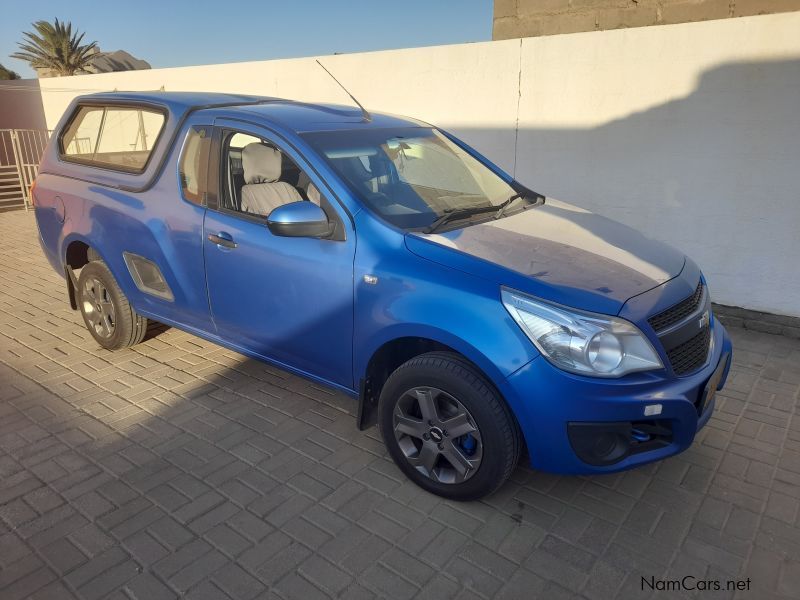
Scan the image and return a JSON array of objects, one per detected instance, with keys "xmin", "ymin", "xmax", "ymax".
[
  {"xmin": 77, "ymin": 260, "xmax": 147, "ymax": 350},
  {"xmin": 378, "ymin": 352, "xmax": 520, "ymax": 500}
]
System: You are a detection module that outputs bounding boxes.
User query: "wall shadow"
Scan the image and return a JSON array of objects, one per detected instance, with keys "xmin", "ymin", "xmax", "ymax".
[{"xmin": 450, "ymin": 58, "xmax": 800, "ymax": 316}]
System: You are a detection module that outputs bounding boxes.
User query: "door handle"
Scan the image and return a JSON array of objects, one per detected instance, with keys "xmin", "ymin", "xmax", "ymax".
[{"xmin": 207, "ymin": 232, "xmax": 237, "ymax": 249}]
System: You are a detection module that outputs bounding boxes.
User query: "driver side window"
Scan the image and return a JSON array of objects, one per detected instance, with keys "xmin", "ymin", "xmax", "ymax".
[
  {"xmin": 220, "ymin": 131, "xmax": 320, "ymax": 218},
  {"xmin": 217, "ymin": 129, "xmax": 345, "ymax": 240}
]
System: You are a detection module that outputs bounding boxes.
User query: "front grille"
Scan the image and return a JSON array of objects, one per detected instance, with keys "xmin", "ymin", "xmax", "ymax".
[
  {"xmin": 648, "ymin": 281, "xmax": 704, "ymax": 332},
  {"xmin": 666, "ymin": 325, "xmax": 711, "ymax": 375}
]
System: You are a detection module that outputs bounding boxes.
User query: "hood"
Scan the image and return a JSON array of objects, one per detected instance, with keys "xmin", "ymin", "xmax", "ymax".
[{"xmin": 405, "ymin": 198, "xmax": 685, "ymax": 314}]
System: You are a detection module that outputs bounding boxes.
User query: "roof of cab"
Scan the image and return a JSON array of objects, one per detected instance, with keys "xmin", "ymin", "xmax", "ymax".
[
  {"xmin": 79, "ymin": 91, "xmax": 271, "ymax": 111},
  {"xmin": 76, "ymin": 91, "xmax": 424, "ymax": 133}
]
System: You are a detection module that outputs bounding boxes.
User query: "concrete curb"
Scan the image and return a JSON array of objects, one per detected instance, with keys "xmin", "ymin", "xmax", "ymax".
[{"xmin": 713, "ymin": 303, "xmax": 800, "ymax": 339}]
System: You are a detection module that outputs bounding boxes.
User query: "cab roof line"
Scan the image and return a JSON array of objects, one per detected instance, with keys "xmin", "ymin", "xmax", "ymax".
[{"xmin": 76, "ymin": 96, "xmax": 279, "ymax": 111}]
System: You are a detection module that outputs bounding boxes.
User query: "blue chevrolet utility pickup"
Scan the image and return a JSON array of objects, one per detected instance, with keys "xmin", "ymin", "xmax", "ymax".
[{"xmin": 34, "ymin": 92, "xmax": 732, "ymax": 500}]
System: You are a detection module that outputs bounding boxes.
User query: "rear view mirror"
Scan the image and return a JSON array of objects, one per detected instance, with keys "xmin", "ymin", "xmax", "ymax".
[{"xmin": 267, "ymin": 201, "xmax": 331, "ymax": 238}]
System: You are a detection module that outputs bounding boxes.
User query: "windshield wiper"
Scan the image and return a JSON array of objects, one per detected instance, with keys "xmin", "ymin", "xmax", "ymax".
[
  {"xmin": 423, "ymin": 205, "xmax": 499, "ymax": 234},
  {"xmin": 424, "ymin": 192, "xmax": 534, "ymax": 234},
  {"xmin": 493, "ymin": 193, "xmax": 525, "ymax": 220}
]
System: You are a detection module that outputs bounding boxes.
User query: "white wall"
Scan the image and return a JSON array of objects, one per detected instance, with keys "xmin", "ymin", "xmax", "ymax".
[{"xmin": 39, "ymin": 13, "xmax": 800, "ymax": 317}]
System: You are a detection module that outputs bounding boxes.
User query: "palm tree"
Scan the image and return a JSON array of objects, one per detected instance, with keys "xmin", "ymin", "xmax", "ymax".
[
  {"xmin": 11, "ymin": 19, "xmax": 97, "ymax": 77},
  {"xmin": 0, "ymin": 63, "xmax": 21, "ymax": 80}
]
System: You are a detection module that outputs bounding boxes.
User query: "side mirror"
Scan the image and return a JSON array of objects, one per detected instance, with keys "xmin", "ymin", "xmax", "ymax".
[{"xmin": 267, "ymin": 201, "xmax": 331, "ymax": 238}]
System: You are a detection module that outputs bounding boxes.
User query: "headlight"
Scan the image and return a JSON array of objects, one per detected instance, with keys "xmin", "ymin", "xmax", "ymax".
[{"xmin": 501, "ymin": 287, "xmax": 663, "ymax": 377}]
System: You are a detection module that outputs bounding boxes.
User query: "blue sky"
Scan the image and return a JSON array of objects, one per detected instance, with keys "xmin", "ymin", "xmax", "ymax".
[{"xmin": 1, "ymin": 0, "xmax": 492, "ymax": 78}]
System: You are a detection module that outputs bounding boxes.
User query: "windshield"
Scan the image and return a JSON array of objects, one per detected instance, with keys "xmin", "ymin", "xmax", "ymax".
[{"xmin": 302, "ymin": 127, "xmax": 519, "ymax": 230}]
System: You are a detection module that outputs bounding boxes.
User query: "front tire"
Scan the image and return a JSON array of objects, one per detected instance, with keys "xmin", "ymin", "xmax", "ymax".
[
  {"xmin": 378, "ymin": 352, "xmax": 520, "ymax": 500},
  {"xmin": 77, "ymin": 260, "xmax": 147, "ymax": 350}
]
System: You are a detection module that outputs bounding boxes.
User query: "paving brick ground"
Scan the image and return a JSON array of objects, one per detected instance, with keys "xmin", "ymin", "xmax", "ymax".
[{"xmin": 0, "ymin": 209, "xmax": 798, "ymax": 599}]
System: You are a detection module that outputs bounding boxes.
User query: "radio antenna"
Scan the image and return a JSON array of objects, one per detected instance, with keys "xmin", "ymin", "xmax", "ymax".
[{"xmin": 316, "ymin": 60, "xmax": 372, "ymax": 122}]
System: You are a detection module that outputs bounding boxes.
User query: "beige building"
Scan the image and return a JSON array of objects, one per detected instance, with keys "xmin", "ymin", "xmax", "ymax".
[{"xmin": 493, "ymin": 0, "xmax": 800, "ymax": 39}]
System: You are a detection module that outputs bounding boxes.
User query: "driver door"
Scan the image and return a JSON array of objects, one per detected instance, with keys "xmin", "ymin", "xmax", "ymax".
[{"xmin": 202, "ymin": 119, "xmax": 355, "ymax": 389}]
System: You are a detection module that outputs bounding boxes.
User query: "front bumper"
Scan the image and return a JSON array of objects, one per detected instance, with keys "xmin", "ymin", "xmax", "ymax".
[{"xmin": 498, "ymin": 319, "xmax": 732, "ymax": 474}]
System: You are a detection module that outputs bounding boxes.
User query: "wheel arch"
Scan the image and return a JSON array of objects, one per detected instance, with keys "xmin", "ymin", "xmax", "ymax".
[
  {"xmin": 356, "ymin": 328, "xmax": 517, "ymax": 434},
  {"xmin": 62, "ymin": 235, "xmax": 108, "ymax": 309}
]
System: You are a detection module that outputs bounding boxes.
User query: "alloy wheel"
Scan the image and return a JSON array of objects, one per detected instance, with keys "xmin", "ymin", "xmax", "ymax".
[
  {"xmin": 82, "ymin": 277, "xmax": 116, "ymax": 339},
  {"xmin": 392, "ymin": 386, "xmax": 483, "ymax": 484}
]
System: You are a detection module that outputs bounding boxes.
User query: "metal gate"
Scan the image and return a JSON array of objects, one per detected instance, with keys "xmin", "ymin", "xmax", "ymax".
[{"xmin": 0, "ymin": 129, "xmax": 50, "ymax": 212}]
